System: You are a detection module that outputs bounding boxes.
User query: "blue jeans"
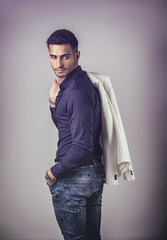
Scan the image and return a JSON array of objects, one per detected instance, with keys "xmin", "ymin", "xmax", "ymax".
[{"xmin": 48, "ymin": 164, "xmax": 105, "ymax": 240}]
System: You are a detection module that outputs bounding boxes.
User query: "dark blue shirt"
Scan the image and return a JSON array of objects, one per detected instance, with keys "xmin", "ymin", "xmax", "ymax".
[{"xmin": 50, "ymin": 66, "xmax": 103, "ymax": 178}]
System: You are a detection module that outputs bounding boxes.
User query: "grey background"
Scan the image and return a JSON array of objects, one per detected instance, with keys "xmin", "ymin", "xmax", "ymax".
[{"xmin": 0, "ymin": 0, "xmax": 166, "ymax": 239}]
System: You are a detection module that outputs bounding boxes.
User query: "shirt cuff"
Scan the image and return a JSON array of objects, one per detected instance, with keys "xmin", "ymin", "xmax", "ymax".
[
  {"xmin": 50, "ymin": 162, "xmax": 66, "ymax": 179},
  {"xmin": 50, "ymin": 106, "xmax": 56, "ymax": 111}
]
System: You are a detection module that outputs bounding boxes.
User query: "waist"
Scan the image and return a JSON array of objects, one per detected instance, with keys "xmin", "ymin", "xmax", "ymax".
[
  {"xmin": 73, "ymin": 159, "xmax": 104, "ymax": 170},
  {"xmin": 58, "ymin": 161, "xmax": 105, "ymax": 182}
]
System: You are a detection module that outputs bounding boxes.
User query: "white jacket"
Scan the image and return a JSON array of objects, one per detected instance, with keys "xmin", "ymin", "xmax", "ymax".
[{"xmin": 86, "ymin": 72, "xmax": 135, "ymax": 185}]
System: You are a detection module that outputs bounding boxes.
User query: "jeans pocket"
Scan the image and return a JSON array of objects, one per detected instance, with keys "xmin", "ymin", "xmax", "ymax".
[
  {"xmin": 47, "ymin": 181, "xmax": 57, "ymax": 189},
  {"xmin": 64, "ymin": 183, "xmax": 92, "ymax": 213}
]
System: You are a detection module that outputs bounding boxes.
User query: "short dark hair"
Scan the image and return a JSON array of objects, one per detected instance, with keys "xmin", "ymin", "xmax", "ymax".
[{"xmin": 46, "ymin": 29, "xmax": 78, "ymax": 50}]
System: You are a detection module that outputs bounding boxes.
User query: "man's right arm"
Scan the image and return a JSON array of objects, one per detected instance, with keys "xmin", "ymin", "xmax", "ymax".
[
  {"xmin": 49, "ymin": 79, "xmax": 60, "ymax": 107},
  {"xmin": 46, "ymin": 79, "xmax": 60, "ymax": 184}
]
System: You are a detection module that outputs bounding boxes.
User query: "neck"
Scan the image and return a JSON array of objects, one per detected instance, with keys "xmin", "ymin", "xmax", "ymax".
[
  {"xmin": 57, "ymin": 78, "xmax": 64, "ymax": 84},
  {"xmin": 57, "ymin": 65, "xmax": 79, "ymax": 83}
]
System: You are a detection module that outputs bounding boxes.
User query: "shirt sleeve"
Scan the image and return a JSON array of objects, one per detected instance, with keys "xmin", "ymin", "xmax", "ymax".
[{"xmin": 50, "ymin": 89, "xmax": 94, "ymax": 178}]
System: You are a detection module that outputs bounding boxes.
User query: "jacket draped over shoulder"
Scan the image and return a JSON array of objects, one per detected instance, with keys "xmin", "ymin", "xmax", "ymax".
[{"xmin": 86, "ymin": 72, "xmax": 135, "ymax": 185}]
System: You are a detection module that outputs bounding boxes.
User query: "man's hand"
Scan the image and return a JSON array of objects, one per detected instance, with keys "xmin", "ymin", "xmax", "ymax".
[
  {"xmin": 49, "ymin": 80, "xmax": 60, "ymax": 105},
  {"xmin": 46, "ymin": 169, "xmax": 57, "ymax": 186}
]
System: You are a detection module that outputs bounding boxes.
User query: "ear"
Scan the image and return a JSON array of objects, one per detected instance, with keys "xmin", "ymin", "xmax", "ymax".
[{"xmin": 76, "ymin": 50, "xmax": 80, "ymax": 60}]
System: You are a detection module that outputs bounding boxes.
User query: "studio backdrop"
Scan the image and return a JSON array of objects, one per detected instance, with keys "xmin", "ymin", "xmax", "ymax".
[{"xmin": 0, "ymin": 0, "xmax": 166, "ymax": 239}]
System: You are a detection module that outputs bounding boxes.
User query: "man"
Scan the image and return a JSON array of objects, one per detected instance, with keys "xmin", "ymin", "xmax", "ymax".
[{"xmin": 45, "ymin": 29, "xmax": 105, "ymax": 240}]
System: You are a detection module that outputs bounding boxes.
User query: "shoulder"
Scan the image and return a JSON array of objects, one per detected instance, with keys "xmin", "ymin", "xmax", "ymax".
[
  {"xmin": 85, "ymin": 71, "xmax": 109, "ymax": 81},
  {"xmin": 67, "ymin": 72, "xmax": 96, "ymax": 98},
  {"xmin": 66, "ymin": 87, "xmax": 93, "ymax": 104},
  {"xmin": 85, "ymin": 71, "xmax": 112, "ymax": 92},
  {"xmin": 85, "ymin": 71, "xmax": 112, "ymax": 89}
]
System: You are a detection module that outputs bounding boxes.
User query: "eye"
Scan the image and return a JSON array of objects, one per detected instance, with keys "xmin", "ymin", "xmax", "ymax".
[
  {"xmin": 63, "ymin": 55, "xmax": 70, "ymax": 60},
  {"xmin": 50, "ymin": 55, "xmax": 56, "ymax": 60}
]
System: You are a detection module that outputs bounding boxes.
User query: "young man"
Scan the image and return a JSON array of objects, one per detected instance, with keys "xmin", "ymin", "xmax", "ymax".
[{"xmin": 45, "ymin": 29, "xmax": 105, "ymax": 240}]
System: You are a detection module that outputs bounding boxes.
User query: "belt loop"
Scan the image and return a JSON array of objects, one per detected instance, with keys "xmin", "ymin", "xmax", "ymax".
[{"xmin": 93, "ymin": 159, "xmax": 99, "ymax": 168}]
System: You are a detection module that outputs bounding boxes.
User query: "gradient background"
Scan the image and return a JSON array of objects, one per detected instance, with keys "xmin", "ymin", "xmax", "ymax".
[{"xmin": 0, "ymin": 0, "xmax": 166, "ymax": 239}]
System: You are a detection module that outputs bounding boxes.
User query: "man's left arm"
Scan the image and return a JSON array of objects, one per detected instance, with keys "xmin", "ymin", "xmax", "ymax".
[{"xmin": 49, "ymin": 89, "xmax": 94, "ymax": 179}]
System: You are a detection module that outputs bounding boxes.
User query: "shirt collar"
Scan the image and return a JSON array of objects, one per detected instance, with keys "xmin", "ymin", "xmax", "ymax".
[{"xmin": 60, "ymin": 66, "xmax": 83, "ymax": 90}]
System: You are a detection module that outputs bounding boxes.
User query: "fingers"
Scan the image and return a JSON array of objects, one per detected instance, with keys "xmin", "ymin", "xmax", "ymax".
[
  {"xmin": 52, "ymin": 79, "xmax": 57, "ymax": 86},
  {"xmin": 52, "ymin": 79, "xmax": 61, "ymax": 87}
]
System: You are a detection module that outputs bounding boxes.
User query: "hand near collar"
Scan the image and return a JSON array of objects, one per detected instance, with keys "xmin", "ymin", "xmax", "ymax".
[{"xmin": 49, "ymin": 79, "xmax": 60, "ymax": 107}]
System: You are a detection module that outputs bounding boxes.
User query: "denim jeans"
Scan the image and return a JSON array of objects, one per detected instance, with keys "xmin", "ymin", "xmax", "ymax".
[{"xmin": 48, "ymin": 163, "xmax": 105, "ymax": 240}]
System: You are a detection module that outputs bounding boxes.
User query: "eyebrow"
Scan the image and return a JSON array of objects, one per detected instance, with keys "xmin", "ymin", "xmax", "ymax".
[{"xmin": 49, "ymin": 54, "xmax": 71, "ymax": 58}]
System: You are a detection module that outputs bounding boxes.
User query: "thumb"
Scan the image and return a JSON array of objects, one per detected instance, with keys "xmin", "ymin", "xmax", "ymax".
[{"xmin": 52, "ymin": 79, "xmax": 57, "ymax": 86}]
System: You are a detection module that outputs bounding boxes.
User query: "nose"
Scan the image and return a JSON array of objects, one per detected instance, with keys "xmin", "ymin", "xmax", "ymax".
[{"xmin": 57, "ymin": 57, "xmax": 64, "ymax": 68}]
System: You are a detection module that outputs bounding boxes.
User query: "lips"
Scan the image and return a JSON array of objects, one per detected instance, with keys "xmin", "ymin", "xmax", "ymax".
[{"xmin": 56, "ymin": 69, "xmax": 66, "ymax": 73}]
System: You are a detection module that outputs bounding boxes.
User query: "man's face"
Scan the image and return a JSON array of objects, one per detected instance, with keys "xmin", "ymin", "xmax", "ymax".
[{"xmin": 49, "ymin": 44, "xmax": 80, "ymax": 81}]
